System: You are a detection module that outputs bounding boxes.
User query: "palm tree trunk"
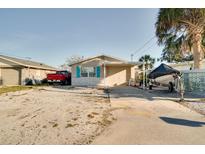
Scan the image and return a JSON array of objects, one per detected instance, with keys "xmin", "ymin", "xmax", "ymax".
[{"xmin": 192, "ymin": 32, "xmax": 203, "ymax": 69}]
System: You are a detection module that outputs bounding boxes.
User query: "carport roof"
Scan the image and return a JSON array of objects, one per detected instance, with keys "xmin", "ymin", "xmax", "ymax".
[{"xmin": 0, "ymin": 54, "xmax": 57, "ymax": 70}]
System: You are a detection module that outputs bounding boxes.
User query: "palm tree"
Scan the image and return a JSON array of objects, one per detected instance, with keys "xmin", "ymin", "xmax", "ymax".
[
  {"xmin": 138, "ymin": 55, "xmax": 155, "ymax": 87},
  {"xmin": 160, "ymin": 35, "xmax": 193, "ymax": 62},
  {"xmin": 156, "ymin": 8, "xmax": 205, "ymax": 69},
  {"xmin": 138, "ymin": 54, "xmax": 155, "ymax": 70}
]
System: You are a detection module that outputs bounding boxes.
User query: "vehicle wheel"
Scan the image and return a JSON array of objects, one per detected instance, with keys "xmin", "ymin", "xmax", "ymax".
[
  {"xmin": 149, "ymin": 85, "xmax": 153, "ymax": 90},
  {"xmin": 168, "ymin": 82, "xmax": 174, "ymax": 93},
  {"xmin": 65, "ymin": 80, "xmax": 68, "ymax": 85},
  {"xmin": 68, "ymin": 80, "xmax": 71, "ymax": 85}
]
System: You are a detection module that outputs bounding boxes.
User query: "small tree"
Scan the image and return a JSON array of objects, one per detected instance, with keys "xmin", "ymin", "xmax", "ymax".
[
  {"xmin": 59, "ymin": 55, "xmax": 84, "ymax": 70},
  {"xmin": 66, "ymin": 55, "xmax": 84, "ymax": 65}
]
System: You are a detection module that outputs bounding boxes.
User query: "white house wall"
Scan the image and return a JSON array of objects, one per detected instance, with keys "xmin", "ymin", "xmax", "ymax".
[
  {"xmin": 72, "ymin": 77, "xmax": 102, "ymax": 86},
  {"xmin": 170, "ymin": 61, "xmax": 205, "ymax": 71},
  {"xmin": 71, "ymin": 61, "xmax": 104, "ymax": 87}
]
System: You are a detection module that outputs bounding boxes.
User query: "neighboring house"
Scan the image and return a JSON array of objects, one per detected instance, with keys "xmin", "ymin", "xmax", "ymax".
[
  {"xmin": 69, "ymin": 54, "xmax": 139, "ymax": 87},
  {"xmin": 168, "ymin": 60, "xmax": 205, "ymax": 95},
  {"xmin": 169, "ymin": 59, "xmax": 205, "ymax": 71},
  {"xmin": 0, "ymin": 55, "xmax": 57, "ymax": 86}
]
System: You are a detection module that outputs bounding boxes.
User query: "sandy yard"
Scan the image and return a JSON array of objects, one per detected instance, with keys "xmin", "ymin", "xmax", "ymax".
[{"xmin": 0, "ymin": 86, "xmax": 114, "ymax": 145}]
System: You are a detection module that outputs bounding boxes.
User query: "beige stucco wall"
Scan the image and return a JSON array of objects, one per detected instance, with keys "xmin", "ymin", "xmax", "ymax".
[
  {"xmin": 1, "ymin": 68, "xmax": 21, "ymax": 85},
  {"xmin": 105, "ymin": 66, "xmax": 132, "ymax": 87},
  {"xmin": 0, "ymin": 58, "xmax": 19, "ymax": 85}
]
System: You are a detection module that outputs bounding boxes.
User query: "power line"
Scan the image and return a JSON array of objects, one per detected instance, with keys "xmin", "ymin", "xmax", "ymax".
[
  {"xmin": 132, "ymin": 44, "xmax": 156, "ymax": 63},
  {"xmin": 130, "ymin": 36, "xmax": 155, "ymax": 61},
  {"xmin": 137, "ymin": 42, "xmax": 156, "ymax": 58},
  {"xmin": 132, "ymin": 36, "xmax": 155, "ymax": 56}
]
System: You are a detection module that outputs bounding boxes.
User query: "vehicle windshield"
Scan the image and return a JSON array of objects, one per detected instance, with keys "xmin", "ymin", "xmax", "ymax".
[{"xmin": 56, "ymin": 71, "xmax": 68, "ymax": 75}]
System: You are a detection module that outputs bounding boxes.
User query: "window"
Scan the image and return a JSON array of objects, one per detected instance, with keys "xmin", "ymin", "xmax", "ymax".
[{"xmin": 81, "ymin": 67, "xmax": 96, "ymax": 77}]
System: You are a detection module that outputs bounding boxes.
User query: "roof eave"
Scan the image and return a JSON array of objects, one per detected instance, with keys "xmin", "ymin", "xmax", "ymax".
[
  {"xmin": 69, "ymin": 54, "xmax": 138, "ymax": 66},
  {"xmin": 0, "ymin": 55, "xmax": 57, "ymax": 71}
]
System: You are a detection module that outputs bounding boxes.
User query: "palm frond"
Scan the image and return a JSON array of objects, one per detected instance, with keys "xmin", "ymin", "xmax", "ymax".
[{"xmin": 156, "ymin": 8, "xmax": 205, "ymax": 63}]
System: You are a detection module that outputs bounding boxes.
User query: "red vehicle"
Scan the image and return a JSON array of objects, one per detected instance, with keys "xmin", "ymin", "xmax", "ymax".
[{"xmin": 47, "ymin": 70, "xmax": 71, "ymax": 85}]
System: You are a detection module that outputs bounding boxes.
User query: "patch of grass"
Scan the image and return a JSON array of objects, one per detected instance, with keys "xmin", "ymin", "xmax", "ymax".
[{"xmin": 0, "ymin": 86, "xmax": 32, "ymax": 95}]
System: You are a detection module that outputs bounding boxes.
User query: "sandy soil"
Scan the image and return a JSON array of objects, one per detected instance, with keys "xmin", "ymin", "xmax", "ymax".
[{"xmin": 0, "ymin": 86, "xmax": 114, "ymax": 145}]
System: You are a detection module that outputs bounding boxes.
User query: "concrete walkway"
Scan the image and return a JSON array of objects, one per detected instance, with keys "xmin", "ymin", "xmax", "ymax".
[{"xmin": 92, "ymin": 86, "xmax": 205, "ymax": 144}]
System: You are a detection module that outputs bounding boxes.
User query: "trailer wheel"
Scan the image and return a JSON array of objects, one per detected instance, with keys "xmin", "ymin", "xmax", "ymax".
[
  {"xmin": 168, "ymin": 82, "xmax": 174, "ymax": 93},
  {"xmin": 149, "ymin": 85, "xmax": 153, "ymax": 90}
]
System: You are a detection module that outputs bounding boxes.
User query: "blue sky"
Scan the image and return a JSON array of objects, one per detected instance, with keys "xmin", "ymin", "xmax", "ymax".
[{"xmin": 0, "ymin": 9, "xmax": 163, "ymax": 67}]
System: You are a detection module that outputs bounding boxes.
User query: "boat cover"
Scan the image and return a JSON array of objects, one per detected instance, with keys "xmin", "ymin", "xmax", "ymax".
[{"xmin": 148, "ymin": 63, "xmax": 180, "ymax": 79}]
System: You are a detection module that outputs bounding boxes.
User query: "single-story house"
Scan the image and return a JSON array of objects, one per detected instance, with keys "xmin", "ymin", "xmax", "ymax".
[
  {"xmin": 169, "ymin": 59, "xmax": 205, "ymax": 71},
  {"xmin": 0, "ymin": 54, "xmax": 57, "ymax": 86},
  {"xmin": 69, "ymin": 54, "xmax": 140, "ymax": 87}
]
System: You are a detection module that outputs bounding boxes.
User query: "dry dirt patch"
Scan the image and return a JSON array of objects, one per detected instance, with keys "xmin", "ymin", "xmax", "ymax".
[{"xmin": 0, "ymin": 87, "xmax": 114, "ymax": 144}]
